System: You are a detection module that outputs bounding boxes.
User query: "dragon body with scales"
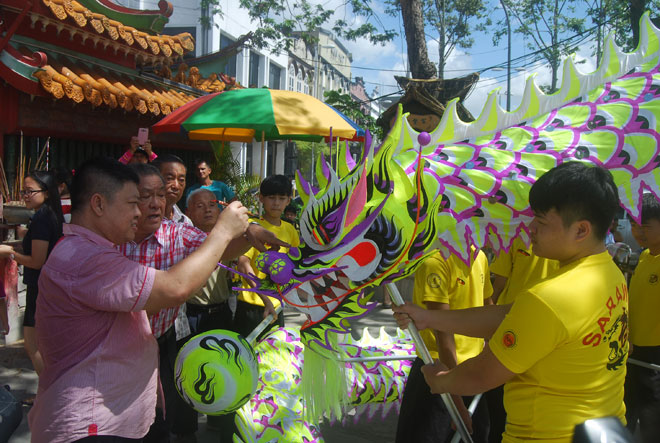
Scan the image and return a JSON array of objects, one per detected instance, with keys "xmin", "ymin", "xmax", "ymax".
[{"xmin": 235, "ymin": 13, "xmax": 660, "ymax": 421}]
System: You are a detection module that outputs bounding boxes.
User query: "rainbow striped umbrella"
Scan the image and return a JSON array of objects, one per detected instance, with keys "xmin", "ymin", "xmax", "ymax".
[{"xmin": 152, "ymin": 89, "xmax": 357, "ymax": 143}]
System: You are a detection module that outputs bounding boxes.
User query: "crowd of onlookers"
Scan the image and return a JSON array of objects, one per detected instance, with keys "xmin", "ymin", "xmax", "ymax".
[
  {"xmin": 0, "ymin": 137, "xmax": 658, "ymax": 443},
  {"xmin": 0, "ymin": 137, "xmax": 301, "ymax": 442}
]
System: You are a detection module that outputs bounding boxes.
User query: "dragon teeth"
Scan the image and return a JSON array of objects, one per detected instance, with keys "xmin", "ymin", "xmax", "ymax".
[
  {"xmin": 331, "ymin": 286, "xmax": 344, "ymax": 297},
  {"xmin": 299, "ymin": 281, "xmax": 313, "ymax": 295},
  {"xmin": 326, "ymin": 271, "xmax": 337, "ymax": 281},
  {"xmin": 338, "ymin": 276, "xmax": 351, "ymax": 287}
]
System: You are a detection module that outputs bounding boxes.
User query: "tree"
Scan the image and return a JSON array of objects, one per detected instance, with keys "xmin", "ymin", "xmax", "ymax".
[
  {"xmin": 323, "ymin": 89, "xmax": 382, "ymax": 140},
  {"xmin": 427, "ymin": 0, "xmax": 490, "ymax": 79},
  {"xmin": 200, "ymin": 0, "xmax": 396, "ymax": 52},
  {"xmin": 493, "ymin": 0, "xmax": 587, "ymax": 93}
]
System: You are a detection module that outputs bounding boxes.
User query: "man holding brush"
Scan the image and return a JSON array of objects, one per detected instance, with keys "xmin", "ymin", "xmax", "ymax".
[{"xmin": 119, "ymin": 164, "xmax": 288, "ymax": 441}]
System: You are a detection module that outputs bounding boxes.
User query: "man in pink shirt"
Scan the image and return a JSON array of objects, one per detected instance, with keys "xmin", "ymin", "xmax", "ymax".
[{"xmin": 29, "ymin": 158, "xmax": 250, "ymax": 442}]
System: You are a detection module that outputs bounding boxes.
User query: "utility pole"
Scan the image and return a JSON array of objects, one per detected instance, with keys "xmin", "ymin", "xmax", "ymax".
[{"xmin": 500, "ymin": 0, "xmax": 511, "ymax": 111}]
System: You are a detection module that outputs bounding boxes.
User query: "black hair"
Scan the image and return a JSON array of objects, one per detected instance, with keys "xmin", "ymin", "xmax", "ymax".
[
  {"xmin": 128, "ymin": 163, "xmax": 164, "ymax": 185},
  {"xmin": 53, "ymin": 167, "xmax": 73, "ymax": 196},
  {"xmin": 641, "ymin": 193, "xmax": 660, "ymax": 224},
  {"xmin": 260, "ymin": 174, "xmax": 292, "ymax": 197},
  {"xmin": 193, "ymin": 158, "xmax": 210, "ymax": 168},
  {"xmin": 70, "ymin": 157, "xmax": 139, "ymax": 214},
  {"xmin": 152, "ymin": 154, "xmax": 186, "ymax": 172},
  {"xmin": 529, "ymin": 162, "xmax": 620, "ymax": 240},
  {"xmin": 284, "ymin": 204, "xmax": 298, "ymax": 214},
  {"xmin": 28, "ymin": 170, "xmax": 64, "ymax": 227},
  {"xmin": 133, "ymin": 148, "xmax": 149, "ymax": 160}
]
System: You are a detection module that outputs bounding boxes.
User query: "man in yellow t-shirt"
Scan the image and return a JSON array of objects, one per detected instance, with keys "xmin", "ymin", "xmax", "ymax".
[
  {"xmin": 394, "ymin": 163, "xmax": 627, "ymax": 442},
  {"xmin": 235, "ymin": 175, "xmax": 300, "ymax": 338},
  {"xmin": 490, "ymin": 237, "xmax": 559, "ymax": 305},
  {"xmin": 396, "ymin": 250, "xmax": 492, "ymax": 443},
  {"xmin": 625, "ymin": 193, "xmax": 660, "ymax": 442},
  {"xmin": 487, "ymin": 238, "xmax": 559, "ymax": 442}
]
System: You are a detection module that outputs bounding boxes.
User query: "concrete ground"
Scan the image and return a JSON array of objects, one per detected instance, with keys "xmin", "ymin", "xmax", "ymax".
[{"xmin": 0, "ymin": 281, "xmax": 412, "ymax": 443}]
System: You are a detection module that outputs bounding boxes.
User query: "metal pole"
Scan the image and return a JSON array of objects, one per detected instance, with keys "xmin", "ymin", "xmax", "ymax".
[
  {"xmin": 500, "ymin": 0, "xmax": 511, "ymax": 111},
  {"xmin": 385, "ymin": 283, "xmax": 473, "ymax": 443},
  {"xmin": 246, "ymin": 305, "xmax": 282, "ymax": 345}
]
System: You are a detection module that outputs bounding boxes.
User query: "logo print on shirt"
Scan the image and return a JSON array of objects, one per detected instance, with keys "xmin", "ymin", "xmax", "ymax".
[
  {"xmin": 427, "ymin": 273, "xmax": 442, "ymax": 288},
  {"xmin": 456, "ymin": 278, "xmax": 466, "ymax": 286},
  {"xmin": 649, "ymin": 274, "xmax": 658, "ymax": 284},
  {"xmin": 502, "ymin": 330, "xmax": 516, "ymax": 348}
]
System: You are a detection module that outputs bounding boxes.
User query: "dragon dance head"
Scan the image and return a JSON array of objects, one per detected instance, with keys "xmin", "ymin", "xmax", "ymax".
[
  {"xmin": 239, "ymin": 14, "xmax": 660, "ymax": 418},
  {"xmin": 243, "ymin": 121, "xmax": 443, "ymax": 355}
]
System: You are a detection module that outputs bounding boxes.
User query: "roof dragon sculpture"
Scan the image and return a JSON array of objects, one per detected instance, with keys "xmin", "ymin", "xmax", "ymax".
[{"xmin": 236, "ymin": 13, "xmax": 660, "ymax": 419}]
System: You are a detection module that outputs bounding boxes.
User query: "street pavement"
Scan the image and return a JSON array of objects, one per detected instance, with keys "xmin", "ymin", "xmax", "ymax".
[{"xmin": 0, "ymin": 282, "xmax": 412, "ymax": 443}]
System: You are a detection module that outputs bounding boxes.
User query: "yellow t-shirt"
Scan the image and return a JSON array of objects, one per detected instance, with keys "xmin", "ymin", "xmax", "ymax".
[
  {"xmin": 490, "ymin": 238, "xmax": 559, "ymax": 305},
  {"xmin": 629, "ymin": 249, "xmax": 660, "ymax": 346},
  {"xmin": 238, "ymin": 218, "xmax": 300, "ymax": 307},
  {"xmin": 413, "ymin": 250, "xmax": 493, "ymax": 363},
  {"xmin": 490, "ymin": 251, "xmax": 628, "ymax": 442}
]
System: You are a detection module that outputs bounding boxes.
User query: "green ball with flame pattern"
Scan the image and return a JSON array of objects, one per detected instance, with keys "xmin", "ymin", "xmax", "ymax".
[{"xmin": 175, "ymin": 329, "xmax": 258, "ymax": 415}]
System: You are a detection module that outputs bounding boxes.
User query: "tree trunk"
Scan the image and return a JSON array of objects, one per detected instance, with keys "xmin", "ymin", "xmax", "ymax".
[
  {"xmin": 630, "ymin": 0, "xmax": 646, "ymax": 48},
  {"xmin": 400, "ymin": 0, "xmax": 437, "ymax": 79}
]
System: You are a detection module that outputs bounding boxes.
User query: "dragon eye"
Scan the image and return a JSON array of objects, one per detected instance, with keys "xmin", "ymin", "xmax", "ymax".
[{"xmin": 311, "ymin": 224, "xmax": 332, "ymax": 245}]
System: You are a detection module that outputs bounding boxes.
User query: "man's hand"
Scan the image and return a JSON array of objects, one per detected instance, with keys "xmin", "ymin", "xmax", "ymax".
[
  {"xmin": 246, "ymin": 224, "xmax": 291, "ymax": 252},
  {"xmin": 421, "ymin": 359, "xmax": 449, "ymax": 394},
  {"xmin": 215, "ymin": 201, "xmax": 249, "ymax": 239},
  {"xmin": 392, "ymin": 302, "xmax": 433, "ymax": 330},
  {"xmin": 260, "ymin": 295, "xmax": 277, "ymax": 322},
  {"xmin": 143, "ymin": 140, "xmax": 153, "ymax": 156},
  {"xmin": 129, "ymin": 136, "xmax": 139, "ymax": 152},
  {"xmin": 237, "ymin": 256, "xmax": 256, "ymax": 288}
]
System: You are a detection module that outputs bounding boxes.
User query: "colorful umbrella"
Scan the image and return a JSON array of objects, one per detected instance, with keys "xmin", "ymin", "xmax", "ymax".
[
  {"xmin": 152, "ymin": 89, "xmax": 357, "ymax": 143},
  {"xmin": 324, "ymin": 105, "xmax": 366, "ymax": 142}
]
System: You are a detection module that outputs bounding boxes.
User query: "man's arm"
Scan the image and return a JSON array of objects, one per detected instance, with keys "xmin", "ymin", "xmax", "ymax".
[
  {"xmin": 422, "ymin": 345, "xmax": 516, "ymax": 396},
  {"xmin": 145, "ymin": 201, "xmax": 248, "ymax": 312},
  {"xmin": 393, "ymin": 303, "xmax": 511, "ymax": 339},
  {"xmin": 220, "ymin": 224, "xmax": 291, "ymax": 260}
]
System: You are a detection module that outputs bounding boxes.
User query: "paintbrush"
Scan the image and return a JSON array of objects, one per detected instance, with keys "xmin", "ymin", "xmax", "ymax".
[{"xmin": 212, "ymin": 199, "xmax": 258, "ymax": 218}]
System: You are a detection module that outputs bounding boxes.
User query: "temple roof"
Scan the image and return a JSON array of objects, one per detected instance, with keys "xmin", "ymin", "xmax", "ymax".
[{"xmin": 39, "ymin": 0, "xmax": 194, "ymax": 63}]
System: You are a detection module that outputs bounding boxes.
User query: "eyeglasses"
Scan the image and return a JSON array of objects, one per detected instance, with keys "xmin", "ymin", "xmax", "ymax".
[{"xmin": 19, "ymin": 189, "xmax": 45, "ymax": 197}]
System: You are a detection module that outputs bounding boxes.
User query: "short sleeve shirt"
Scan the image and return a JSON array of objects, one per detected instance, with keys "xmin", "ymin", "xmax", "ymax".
[
  {"xmin": 489, "ymin": 251, "xmax": 627, "ymax": 442},
  {"xmin": 118, "ymin": 219, "xmax": 206, "ymax": 338},
  {"xmin": 628, "ymin": 249, "xmax": 660, "ymax": 346},
  {"xmin": 22, "ymin": 206, "xmax": 61, "ymax": 286},
  {"xmin": 490, "ymin": 238, "xmax": 559, "ymax": 305},
  {"xmin": 413, "ymin": 250, "xmax": 492, "ymax": 363},
  {"xmin": 29, "ymin": 224, "xmax": 158, "ymax": 443},
  {"xmin": 186, "ymin": 180, "xmax": 235, "ymax": 209}
]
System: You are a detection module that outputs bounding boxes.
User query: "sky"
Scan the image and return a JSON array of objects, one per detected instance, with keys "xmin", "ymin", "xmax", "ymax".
[{"xmin": 337, "ymin": 0, "xmax": 601, "ymax": 117}]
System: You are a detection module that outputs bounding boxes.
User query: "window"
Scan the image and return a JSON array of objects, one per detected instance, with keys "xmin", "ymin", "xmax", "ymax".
[
  {"xmin": 219, "ymin": 34, "xmax": 237, "ymax": 78},
  {"xmin": 288, "ymin": 64, "xmax": 295, "ymax": 91},
  {"xmin": 296, "ymin": 71, "xmax": 303, "ymax": 92},
  {"xmin": 269, "ymin": 63, "xmax": 282, "ymax": 89},
  {"xmin": 249, "ymin": 51, "xmax": 260, "ymax": 87}
]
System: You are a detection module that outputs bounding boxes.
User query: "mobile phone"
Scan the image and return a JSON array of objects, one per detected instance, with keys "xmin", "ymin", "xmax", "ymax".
[{"xmin": 137, "ymin": 127, "xmax": 149, "ymax": 146}]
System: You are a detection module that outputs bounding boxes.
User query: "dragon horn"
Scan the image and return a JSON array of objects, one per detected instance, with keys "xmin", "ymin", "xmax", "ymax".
[
  {"xmin": 295, "ymin": 169, "xmax": 311, "ymax": 206},
  {"xmin": 316, "ymin": 151, "xmax": 332, "ymax": 189}
]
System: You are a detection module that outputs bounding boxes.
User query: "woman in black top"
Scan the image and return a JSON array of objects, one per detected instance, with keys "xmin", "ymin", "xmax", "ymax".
[{"xmin": 0, "ymin": 171, "xmax": 63, "ymax": 375}]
